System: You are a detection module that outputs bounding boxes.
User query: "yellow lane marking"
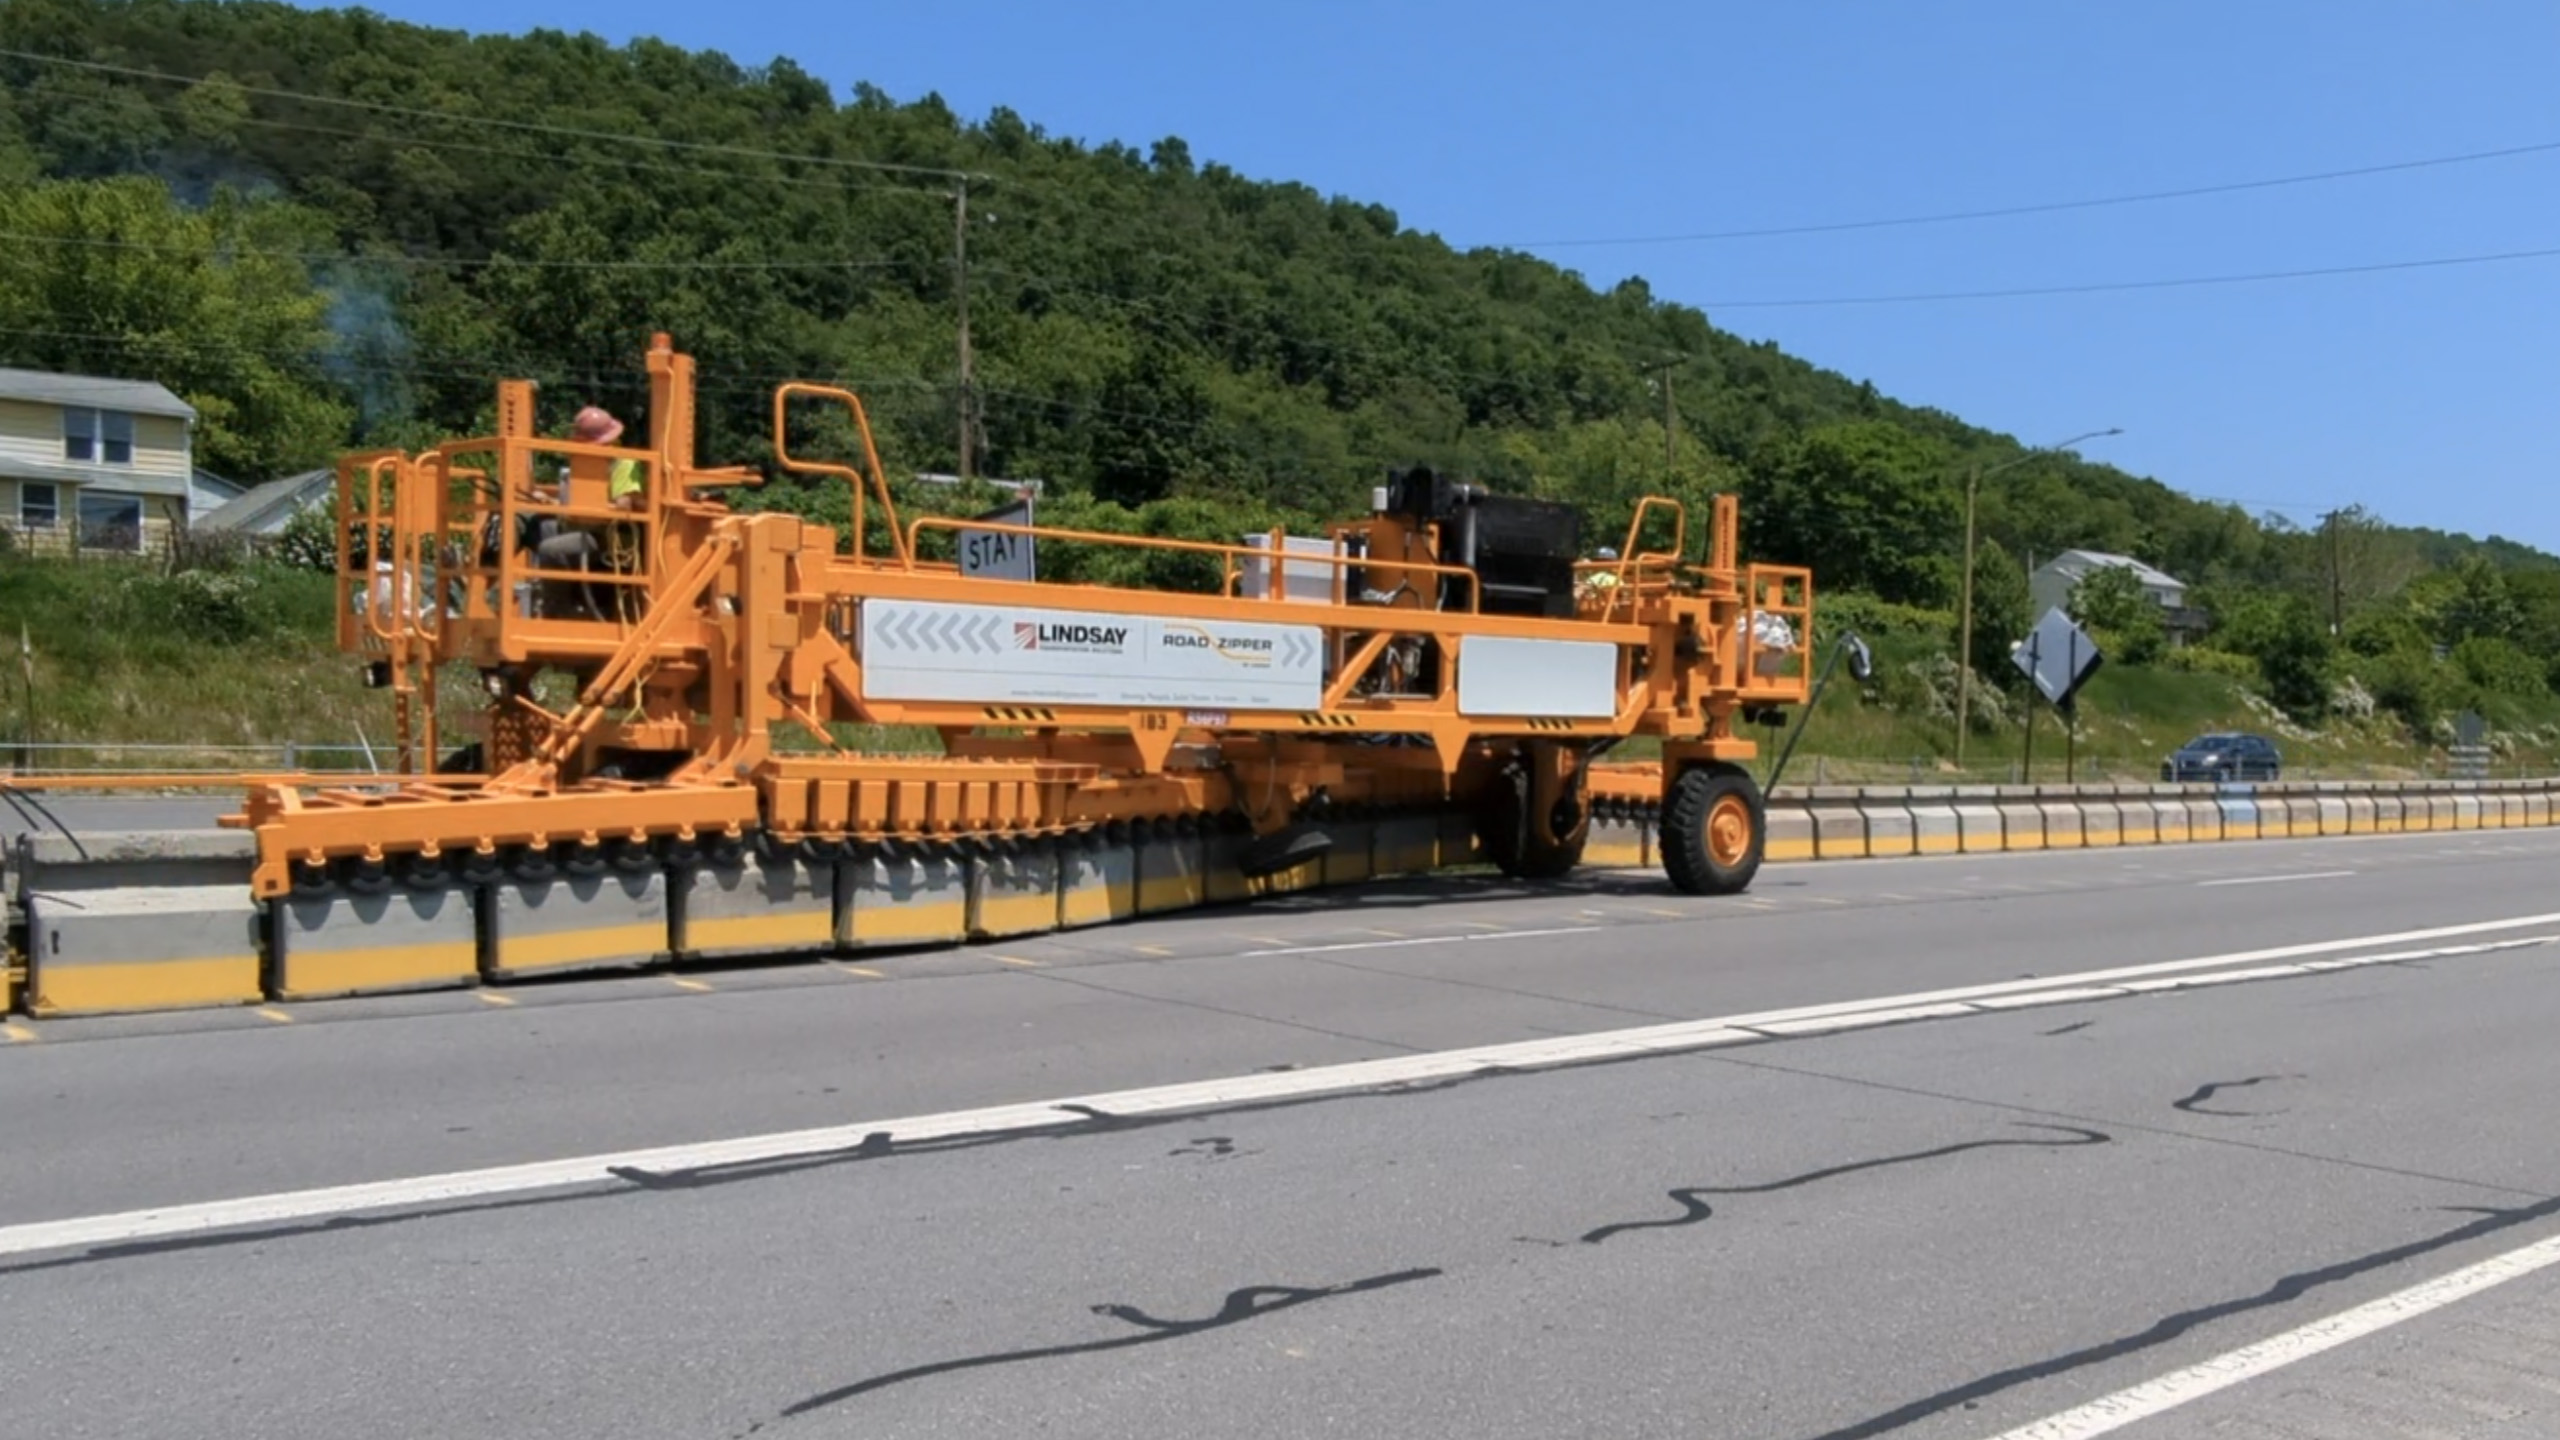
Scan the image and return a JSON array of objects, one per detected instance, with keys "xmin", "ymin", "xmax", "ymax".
[
  {"xmin": 1364, "ymin": 928, "xmax": 1408, "ymax": 939},
  {"xmin": 831, "ymin": 963, "xmax": 887, "ymax": 979},
  {"xmin": 1133, "ymin": 945, "xmax": 1174, "ymax": 957},
  {"xmin": 1808, "ymin": 896, "xmax": 1847, "ymax": 906},
  {"xmin": 1644, "ymin": 907, "xmax": 1687, "ymax": 918},
  {"xmin": 993, "ymin": 955, "xmax": 1044, "ymax": 968},
  {"xmin": 475, "ymin": 992, "xmax": 518, "ymax": 1007},
  {"xmin": 2, "ymin": 1022, "xmax": 36, "ymax": 1043},
  {"xmin": 256, "ymin": 1007, "xmax": 295, "ymax": 1024},
  {"xmin": 668, "ymin": 977, "xmax": 714, "ymax": 993}
]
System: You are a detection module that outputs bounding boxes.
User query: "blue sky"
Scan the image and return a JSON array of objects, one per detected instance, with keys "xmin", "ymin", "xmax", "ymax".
[{"xmin": 374, "ymin": 1, "xmax": 2560, "ymax": 553}]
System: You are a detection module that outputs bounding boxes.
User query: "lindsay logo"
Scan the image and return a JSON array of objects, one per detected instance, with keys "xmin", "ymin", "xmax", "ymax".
[{"xmin": 1013, "ymin": 620, "xmax": 1128, "ymax": 652}]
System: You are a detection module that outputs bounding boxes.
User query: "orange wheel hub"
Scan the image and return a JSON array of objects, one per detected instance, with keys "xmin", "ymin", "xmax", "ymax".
[{"xmin": 1707, "ymin": 793, "xmax": 1752, "ymax": 868}]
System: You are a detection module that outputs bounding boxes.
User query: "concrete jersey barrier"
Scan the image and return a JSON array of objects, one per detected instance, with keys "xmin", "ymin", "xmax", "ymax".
[{"xmin": 6, "ymin": 779, "xmax": 2557, "ymax": 1020}]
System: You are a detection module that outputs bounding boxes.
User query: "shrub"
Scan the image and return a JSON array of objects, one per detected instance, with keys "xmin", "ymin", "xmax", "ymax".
[
  {"xmin": 2161, "ymin": 646, "xmax": 2259, "ymax": 681},
  {"xmin": 116, "ymin": 568, "xmax": 293, "ymax": 643},
  {"xmin": 2453, "ymin": 635, "xmax": 2550, "ymax": 699},
  {"xmin": 1815, "ymin": 590, "xmax": 1953, "ymax": 647},
  {"xmin": 2357, "ymin": 648, "xmax": 2457, "ymax": 732}
]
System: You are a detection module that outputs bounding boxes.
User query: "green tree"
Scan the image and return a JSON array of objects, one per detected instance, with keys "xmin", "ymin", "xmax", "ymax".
[
  {"xmin": 2433, "ymin": 556, "xmax": 2525, "ymax": 646},
  {"xmin": 2211, "ymin": 590, "xmax": 2333, "ymax": 719},
  {"xmin": 0, "ymin": 175, "xmax": 351, "ymax": 477},
  {"xmin": 2452, "ymin": 635, "xmax": 2549, "ymax": 699},
  {"xmin": 2066, "ymin": 563, "xmax": 2167, "ymax": 666},
  {"xmin": 1743, "ymin": 421, "xmax": 1958, "ymax": 606},
  {"xmin": 1966, "ymin": 538, "xmax": 2032, "ymax": 686}
]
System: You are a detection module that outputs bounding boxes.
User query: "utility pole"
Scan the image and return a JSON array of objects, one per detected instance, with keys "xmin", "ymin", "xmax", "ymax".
[
  {"xmin": 1662, "ymin": 366, "xmax": 1676, "ymax": 471},
  {"xmin": 1955, "ymin": 463, "xmax": 1980, "ymax": 759},
  {"xmin": 1640, "ymin": 356, "xmax": 1682, "ymax": 474},
  {"xmin": 2320, "ymin": 507, "xmax": 2344, "ymax": 635},
  {"xmin": 953, "ymin": 178, "xmax": 975, "ymax": 482}
]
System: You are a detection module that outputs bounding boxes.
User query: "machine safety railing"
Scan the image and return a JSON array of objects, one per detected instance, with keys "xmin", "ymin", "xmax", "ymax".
[
  {"xmin": 902, "ymin": 515, "xmax": 1491, "ymax": 614},
  {"xmin": 774, "ymin": 382, "xmax": 911, "ymax": 568},
  {"xmin": 1738, "ymin": 564, "xmax": 1815, "ymax": 702}
]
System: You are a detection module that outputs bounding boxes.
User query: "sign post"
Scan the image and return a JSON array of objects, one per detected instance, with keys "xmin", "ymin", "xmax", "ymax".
[
  {"xmin": 2011, "ymin": 607, "xmax": 2105, "ymax": 784},
  {"xmin": 956, "ymin": 492, "xmax": 1036, "ymax": 583}
]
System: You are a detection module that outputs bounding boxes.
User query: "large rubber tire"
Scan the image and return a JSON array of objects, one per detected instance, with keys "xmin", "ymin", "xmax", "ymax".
[
  {"xmin": 1478, "ymin": 762, "xmax": 1587, "ymax": 881},
  {"xmin": 1661, "ymin": 765, "xmax": 1765, "ymax": 896}
]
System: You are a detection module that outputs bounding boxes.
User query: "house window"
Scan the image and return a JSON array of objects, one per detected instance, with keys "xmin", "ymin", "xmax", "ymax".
[
  {"xmin": 19, "ymin": 482, "xmax": 57, "ymax": 530},
  {"xmin": 62, "ymin": 408, "xmax": 135, "ymax": 465},
  {"xmin": 77, "ymin": 490, "xmax": 144, "ymax": 552}
]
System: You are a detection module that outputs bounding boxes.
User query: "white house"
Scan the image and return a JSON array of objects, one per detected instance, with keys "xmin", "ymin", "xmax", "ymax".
[
  {"xmin": 0, "ymin": 367, "xmax": 200, "ymax": 554},
  {"xmin": 2028, "ymin": 549, "xmax": 2189, "ymax": 618}
]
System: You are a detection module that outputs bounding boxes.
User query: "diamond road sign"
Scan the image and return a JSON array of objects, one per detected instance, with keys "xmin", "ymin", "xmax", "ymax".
[{"xmin": 2013, "ymin": 606, "xmax": 2103, "ymax": 708}]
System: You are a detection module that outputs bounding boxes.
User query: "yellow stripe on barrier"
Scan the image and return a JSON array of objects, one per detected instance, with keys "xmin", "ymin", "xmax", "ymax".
[
  {"xmin": 31, "ymin": 955, "xmax": 262, "ymax": 1015},
  {"xmin": 1137, "ymin": 874, "xmax": 1206, "ymax": 911},
  {"xmin": 1584, "ymin": 833, "xmax": 1646, "ymax": 867},
  {"xmin": 972, "ymin": 887, "xmax": 1059, "ymax": 938},
  {"xmin": 276, "ymin": 940, "xmax": 477, "ymax": 998},
  {"xmin": 852, "ymin": 901, "xmax": 968, "ymax": 946},
  {"xmin": 1248, "ymin": 861, "xmax": 1321, "ymax": 896},
  {"xmin": 496, "ymin": 922, "xmax": 670, "ymax": 972},
  {"xmin": 1064, "ymin": 878, "xmax": 1138, "ymax": 924},
  {"xmin": 686, "ymin": 911, "xmax": 836, "ymax": 953}
]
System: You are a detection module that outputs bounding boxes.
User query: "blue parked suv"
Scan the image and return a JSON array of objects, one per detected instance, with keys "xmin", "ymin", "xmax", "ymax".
[{"xmin": 2161, "ymin": 732, "xmax": 2282, "ymax": 783}]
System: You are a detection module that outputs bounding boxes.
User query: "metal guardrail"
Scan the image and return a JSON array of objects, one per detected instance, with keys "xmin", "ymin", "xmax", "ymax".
[{"xmin": 0, "ymin": 742, "xmax": 387, "ymax": 778}]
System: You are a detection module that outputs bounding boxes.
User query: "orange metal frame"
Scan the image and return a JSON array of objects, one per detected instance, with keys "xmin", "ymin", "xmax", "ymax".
[{"xmin": 225, "ymin": 336, "xmax": 1813, "ymax": 898}]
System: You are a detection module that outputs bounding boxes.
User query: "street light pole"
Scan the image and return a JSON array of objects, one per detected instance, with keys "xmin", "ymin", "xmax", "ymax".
[{"xmin": 1952, "ymin": 426, "xmax": 2123, "ymax": 769}]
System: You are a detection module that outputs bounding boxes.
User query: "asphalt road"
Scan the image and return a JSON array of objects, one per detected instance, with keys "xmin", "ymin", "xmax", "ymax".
[{"xmin": 6, "ymin": 827, "xmax": 2560, "ymax": 1440}]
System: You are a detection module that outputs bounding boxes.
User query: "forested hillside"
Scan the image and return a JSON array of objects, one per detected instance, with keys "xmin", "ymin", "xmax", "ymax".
[{"xmin": 0, "ymin": 0, "xmax": 2554, "ymax": 763}]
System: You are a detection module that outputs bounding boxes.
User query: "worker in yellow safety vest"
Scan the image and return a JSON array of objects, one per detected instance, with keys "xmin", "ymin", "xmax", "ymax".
[
  {"xmin": 527, "ymin": 405, "xmax": 647, "ymax": 617},
  {"xmin": 1578, "ymin": 545, "xmax": 1622, "ymax": 604}
]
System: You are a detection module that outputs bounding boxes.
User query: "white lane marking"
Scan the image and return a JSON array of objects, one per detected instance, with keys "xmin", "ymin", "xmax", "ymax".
[
  {"xmin": 1803, "ymin": 825, "xmax": 2560, "ymax": 874},
  {"xmin": 1239, "ymin": 925, "xmax": 1601, "ymax": 958},
  {"xmin": 4, "ymin": 916, "xmax": 2557, "ymax": 1262},
  {"xmin": 1981, "ymin": 1227, "xmax": 2560, "ymax": 1440},
  {"xmin": 2198, "ymin": 870, "xmax": 2358, "ymax": 888}
]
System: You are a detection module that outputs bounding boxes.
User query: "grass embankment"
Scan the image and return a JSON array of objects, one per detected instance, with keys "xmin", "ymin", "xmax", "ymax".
[
  {"xmin": 1766, "ymin": 621, "xmax": 2560, "ymax": 785},
  {"xmin": 0, "ymin": 556, "xmax": 389, "ymax": 769},
  {"xmin": 0, "ymin": 555, "xmax": 942, "ymax": 771},
  {"xmin": 0, "ymin": 555, "xmax": 2548, "ymax": 783}
]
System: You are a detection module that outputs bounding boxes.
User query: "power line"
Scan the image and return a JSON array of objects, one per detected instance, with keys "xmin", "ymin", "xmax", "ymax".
[
  {"xmin": 196, "ymin": 101, "xmax": 955, "ymax": 202},
  {"xmin": 0, "ymin": 229, "xmax": 925, "ymax": 273},
  {"xmin": 1696, "ymin": 242, "xmax": 2560, "ymax": 309},
  {"xmin": 1507, "ymin": 138, "xmax": 2560, "ymax": 249},
  {"xmin": 0, "ymin": 48, "xmax": 987, "ymax": 184}
]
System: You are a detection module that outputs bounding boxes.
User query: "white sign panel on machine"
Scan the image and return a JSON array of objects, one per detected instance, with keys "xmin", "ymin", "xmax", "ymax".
[
  {"xmin": 860, "ymin": 599, "xmax": 1324, "ymax": 711},
  {"xmin": 1455, "ymin": 636, "xmax": 1619, "ymax": 718}
]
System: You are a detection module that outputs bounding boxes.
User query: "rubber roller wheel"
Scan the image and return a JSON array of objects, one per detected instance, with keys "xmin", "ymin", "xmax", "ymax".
[
  {"xmin": 1661, "ymin": 765, "xmax": 1765, "ymax": 896},
  {"xmin": 1478, "ymin": 762, "xmax": 1586, "ymax": 882}
]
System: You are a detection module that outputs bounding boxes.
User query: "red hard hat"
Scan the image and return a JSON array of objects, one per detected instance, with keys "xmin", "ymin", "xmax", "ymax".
[{"xmin": 572, "ymin": 406, "xmax": 625, "ymax": 445}]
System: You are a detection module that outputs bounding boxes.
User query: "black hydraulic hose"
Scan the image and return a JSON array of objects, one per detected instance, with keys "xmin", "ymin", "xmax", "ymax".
[{"xmin": 1763, "ymin": 632, "xmax": 1870, "ymax": 796}]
